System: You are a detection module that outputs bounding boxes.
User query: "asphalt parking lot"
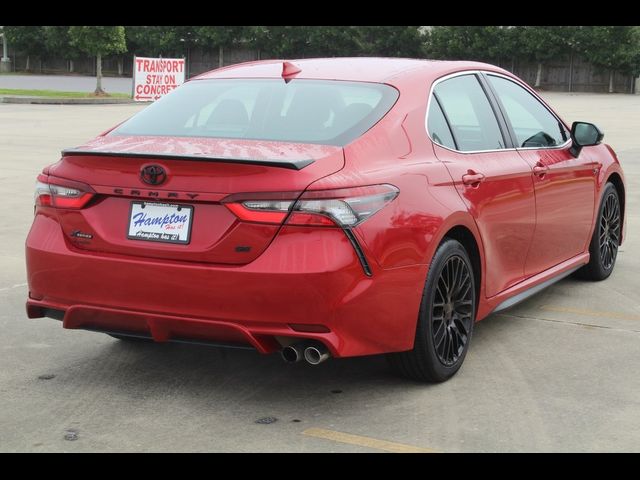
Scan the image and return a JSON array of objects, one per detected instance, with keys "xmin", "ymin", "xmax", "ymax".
[{"xmin": 1, "ymin": 92, "xmax": 639, "ymax": 452}]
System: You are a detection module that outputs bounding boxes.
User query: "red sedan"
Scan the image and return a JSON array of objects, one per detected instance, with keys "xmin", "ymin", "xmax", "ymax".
[{"xmin": 25, "ymin": 58, "xmax": 626, "ymax": 382}]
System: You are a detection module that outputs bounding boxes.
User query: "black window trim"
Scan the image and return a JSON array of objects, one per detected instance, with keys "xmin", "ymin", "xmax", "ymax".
[
  {"xmin": 425, "ymin": 69, "xmax": 571, "ymax": 154},
  {"xmin": 480, "ymin": 72, "xmax": 571, "ymax": 151},
  {"xmin": 431, "ymin": 91, "xmax": 460, "ymax": 150},
  {"xmin": 476, "ymin": 73, "xmax": 519, "ymax": 149}
]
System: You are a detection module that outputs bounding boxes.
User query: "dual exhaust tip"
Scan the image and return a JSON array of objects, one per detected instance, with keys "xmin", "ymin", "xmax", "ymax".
[{"xmin": 281, "ymin": 342, "xmax": 330, "ymax": 365}]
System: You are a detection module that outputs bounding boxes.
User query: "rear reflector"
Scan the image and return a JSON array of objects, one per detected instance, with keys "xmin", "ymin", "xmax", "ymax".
[
  {"xmin": 288, "ymin": 324, "xmax": 331, "ymax": 333},
  {"xmin": 223, "ymin": 184, "xmax": 398, "ymax": 228}
]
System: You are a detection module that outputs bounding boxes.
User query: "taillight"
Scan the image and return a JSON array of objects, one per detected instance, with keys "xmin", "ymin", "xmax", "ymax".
[
  {"xmin": 224, "ymin": 184, "xmax": 399, "ymax": 228},
  {"xmin": 35, "ymin": 176, "xmax": 95, "ymax": 209}
]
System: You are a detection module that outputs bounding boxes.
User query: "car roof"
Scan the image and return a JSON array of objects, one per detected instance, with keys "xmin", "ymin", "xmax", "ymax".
[{"xmin": 191, "ymin": 57, "xmax": 507, "ymax": 85}]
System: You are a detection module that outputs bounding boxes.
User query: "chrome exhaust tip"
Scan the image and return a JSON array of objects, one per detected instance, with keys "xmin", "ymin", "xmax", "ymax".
[
  {"xmin": 281, "ymin": 344, "xmax": 304, "ymax": 363},
  {"xmin": 304, "ymin": 344, "xmax": 330, "ymax": 365}
]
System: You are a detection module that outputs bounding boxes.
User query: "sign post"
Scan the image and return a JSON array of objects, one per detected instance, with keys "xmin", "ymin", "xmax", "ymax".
[{"xmin": 132, "ymin": 56, "xmax": 186, "ymax": 102}]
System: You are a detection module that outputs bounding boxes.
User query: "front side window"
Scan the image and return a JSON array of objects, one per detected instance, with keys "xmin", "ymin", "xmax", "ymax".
[
  {"xmin": 111, "ymin": 79, "xmax": 399, "ymax": 147},
  {"xmin": 433, "ymin": 74, "xmax": 506, "ymax": 152},
  {"xmin": 487, "ymin": 75, "xmax": 568, "ymax": 148}
]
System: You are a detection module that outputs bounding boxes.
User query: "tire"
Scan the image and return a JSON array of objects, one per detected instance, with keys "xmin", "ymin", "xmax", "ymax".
[
  {"xmin": 577, "ymin": 183, "xmax": 621, "ymax": 281},
  {"xmin": 388, "ymin": 238, "xmax": 476, "ymax": 382}
]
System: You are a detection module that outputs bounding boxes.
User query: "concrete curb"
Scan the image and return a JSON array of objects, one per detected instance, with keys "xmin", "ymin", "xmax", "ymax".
[{"xmin": 0, "ymin": 95, "xmax": 141, "ymax": 105}]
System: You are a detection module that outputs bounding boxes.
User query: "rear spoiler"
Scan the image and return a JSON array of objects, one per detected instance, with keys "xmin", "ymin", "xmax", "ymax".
[{"xmin": 61, "ymin": 148, "xmax": 314, "ymax": 171}]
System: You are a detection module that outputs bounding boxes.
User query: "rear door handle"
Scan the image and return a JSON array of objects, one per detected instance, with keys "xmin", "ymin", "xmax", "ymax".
[
  {"xmin": 462, "ymin": 172, "xmax": 485, "ymax": 187},
  {"xmin": 533, "ymin": 163, "xmax": 548, "ymax": 178}
]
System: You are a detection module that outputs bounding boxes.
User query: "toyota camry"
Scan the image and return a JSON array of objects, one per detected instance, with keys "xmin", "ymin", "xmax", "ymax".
[{"xmin": 25, "ymin": 58, "xmax": 626, "ymax": 382}]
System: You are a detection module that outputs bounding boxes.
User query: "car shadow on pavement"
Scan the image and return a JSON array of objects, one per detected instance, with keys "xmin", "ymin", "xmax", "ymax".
[
  {"xmin": 47, "ymin": 312, "xmax": 520, "ymax": 405},
  {"xmin": 38, "ymin": 278, "xmax": 578, "ymax": 420}
]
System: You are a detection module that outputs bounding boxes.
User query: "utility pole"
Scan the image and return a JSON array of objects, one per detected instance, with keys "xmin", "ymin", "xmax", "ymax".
[{"xmin": 1, "ymin": 26, "xmax": 13, "ymax": 73}]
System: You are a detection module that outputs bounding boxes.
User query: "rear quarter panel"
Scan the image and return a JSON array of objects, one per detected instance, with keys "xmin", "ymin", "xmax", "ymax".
[{"xmin": 307, "ymin": 73, "xmax": 486, "ymax": 312}]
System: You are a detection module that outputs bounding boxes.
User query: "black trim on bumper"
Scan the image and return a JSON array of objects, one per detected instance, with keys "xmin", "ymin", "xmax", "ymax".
[{"xmin": 343, "ymin": 228, "xmax": 372, "ymax": 277}]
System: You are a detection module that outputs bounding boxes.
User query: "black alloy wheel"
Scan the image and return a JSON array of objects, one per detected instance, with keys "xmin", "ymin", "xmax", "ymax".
[
  {"xmin": 578, "ymin": 182, "xmax": 621, "ymax": 281},
  {"xmin": 431, "ymin": 255, "xmax": 474, "ymax": 366},
  {"xmin": 599, "ymin": 190, "xmax": 621, "ymax": 270},
  {"xmin": 388, "ymin": 238, "xmax": 476, "ymax": 382}
]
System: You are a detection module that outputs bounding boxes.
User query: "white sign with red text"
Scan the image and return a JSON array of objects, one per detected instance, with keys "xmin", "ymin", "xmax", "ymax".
[{"xmin": 133, "ymin": 56, "xmax": 185, "ymax": 102}]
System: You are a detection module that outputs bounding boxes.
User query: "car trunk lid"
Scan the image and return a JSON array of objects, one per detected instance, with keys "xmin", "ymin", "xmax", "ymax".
[{"xmin": 48, "ymin": 135, "xmax": 344, "ymax": 265}]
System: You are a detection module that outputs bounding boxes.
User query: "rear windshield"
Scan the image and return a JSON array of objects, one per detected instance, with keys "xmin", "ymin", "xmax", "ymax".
[{"xmin": 110, "ymin": 79, "xmax": 399, "ymax": 146}]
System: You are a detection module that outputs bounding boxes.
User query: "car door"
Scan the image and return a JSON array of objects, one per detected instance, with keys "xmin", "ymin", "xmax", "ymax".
[
  {"xmin": 484, "ymin": 73, "xmax": 598, "ymax": 277},
  {"xmin": 427, "ymin": 73, "xmax": 536, "ymax": 298}
]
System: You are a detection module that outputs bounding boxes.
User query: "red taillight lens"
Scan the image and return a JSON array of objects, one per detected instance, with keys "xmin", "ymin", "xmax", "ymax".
[
  {"xmin": 223, "ymin": 184, "xmax": 399, "ymax": 228},
  {"xmin": 225, "ymin": 200, "xmax": 293, "ymax": 225},
  {"xmin": 35, "ymin": 177, "xmax": 95, "ymax": 209}
]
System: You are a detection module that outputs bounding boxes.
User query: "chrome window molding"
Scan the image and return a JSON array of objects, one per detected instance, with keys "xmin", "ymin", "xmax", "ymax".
[{"xmin": 424, "ymin": 69, "xmax": 571, "ymax": 155}]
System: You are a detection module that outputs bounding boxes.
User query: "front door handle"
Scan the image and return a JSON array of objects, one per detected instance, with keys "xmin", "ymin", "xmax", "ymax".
[
  {"xmin": 462, "ymin": 171, "xmax": 485, "ymax": 187},
  {"xmin": 533, "ymin": 163, "xmax": 548, "ymax": 178}
]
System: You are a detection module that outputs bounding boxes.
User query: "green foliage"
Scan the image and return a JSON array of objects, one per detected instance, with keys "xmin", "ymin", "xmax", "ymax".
[
  {"xmin": 305, "ymin": 26, "xmax": 363, "ymax": 56},
  {"xmin": 580, "ymin": 26, "xmax": 640, "ymax": 76},
  {"xmin": 518, "ymin": 26, "xmax": 578, "ymax": 62},
  {"xmin": 625, "ymin": 27, "xmax": 640, "ymax": 77},
  {"xmin": 43, "ymin": 26, "xmax": 81, "ymax": 58},
  {"xmin": 3, "ymin": 26, "xmax": 46, "ymax": 57},
  {"xmin": 426, "ymin": 26, "xmax": 510, "ymax": 62},
  {"xmin": 357, "ymin": 26, "xmax": 426, "ymax": 57},
  {"xmin": 256, "ymin": 26, "xmax": 424, "ymax": 59},
  {"xmin": 194, "ymin": 26, "xmax": 259, "ymax": 48},
  {"xmin": 4, "ymin": 25, "xmax": 640, "ymax": 80},
  {"xmin": 68, "ymin": 26, "xmax": 127, "ymax": 57},
  {"xmin": 126, "ymin": 26, "xmax": 201, "ymax": 56},
  {"xmin": 255, "ymin": 26, "xmax": 313, "ymax": 57}
]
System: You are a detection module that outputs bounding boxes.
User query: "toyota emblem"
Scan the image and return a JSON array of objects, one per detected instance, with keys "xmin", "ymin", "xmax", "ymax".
[{"xmin": 140, "ymin": 165, "xmax": 167, "ymax": 186}]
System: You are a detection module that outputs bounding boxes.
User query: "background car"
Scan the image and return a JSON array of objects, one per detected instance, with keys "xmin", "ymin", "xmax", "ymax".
[{"xmin": 25, "ymin": 58, "xmax": 625, "ymax": 382}]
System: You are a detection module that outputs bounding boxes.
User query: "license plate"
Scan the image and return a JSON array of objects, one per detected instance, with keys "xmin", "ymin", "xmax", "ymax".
[{"xmin": 127, "ymin": 202, "xmax": 193, "ymax": 245}]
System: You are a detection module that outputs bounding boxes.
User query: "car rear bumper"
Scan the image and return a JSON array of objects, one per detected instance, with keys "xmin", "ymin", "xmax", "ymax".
[{"xmin": 26, "ymin": 213, "xmax": 427, "ymax": 357}]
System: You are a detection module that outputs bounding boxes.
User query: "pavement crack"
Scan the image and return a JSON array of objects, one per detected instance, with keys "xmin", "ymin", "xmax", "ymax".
[{"xmin": 494, "ymin": 312, "xmax": 640, "ymax": 334}]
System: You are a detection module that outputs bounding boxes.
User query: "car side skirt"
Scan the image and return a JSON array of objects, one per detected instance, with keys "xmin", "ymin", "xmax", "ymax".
[{"xmin": 478, "ymin": 252, "xmax": 590, "ymax": 320}]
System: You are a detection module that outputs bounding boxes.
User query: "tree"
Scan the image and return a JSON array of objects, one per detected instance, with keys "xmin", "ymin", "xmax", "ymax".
[
  {"xmin": 305, "ymin": 26, "xmax": 363, "ymax": 57},
  {"xmin": 126, "ymin": 26, "xmax": 192, "ymax": 57},
  {"xmin": 68, "ymin": 26, "xmax": 126, "ymax": 95},
  {"xmin": 580, "ymin": 26, "xmax": 640, "ymax": 93},
  {"xmin": 357, "ymin": 26, "xmax": 426, "ymax": 57},
  {"xmin": 256, "ymin": 26, "xmax": 425, "ymax": 60},
  {"xmin": 426, "ymin": 26, "xmax": 508, "ymax": 63},
  {"xmin": 3, "ymin": 26, "xmax": 46, "ymax": 71},
  {"xmin": 43, "ymin": 26, "xmax": 82, "ymax": 72},
  {"xmin": 255, "ymin": 26, "xmax": 312, "ymax": 58},
  {"xmin": 621, "ymin": 27, "xmax": 640, "ymax": 87},
  {"xmin": 518, "ymin": 26, "xmax": 575, "ymax": 88},
  {"xmin": 194, "ymin": 26, "xmax": 259, "ymax": 67}
]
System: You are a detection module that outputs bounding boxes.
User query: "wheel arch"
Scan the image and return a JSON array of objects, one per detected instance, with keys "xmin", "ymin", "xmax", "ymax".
[
  {"xmin": 427, "ymin": 215, "xmax": 485, "ymax": 320},
  {"xmin": 605, "ymin": 172, "xmax": 625, "ymax": 242},
  {"xmin": 442, "ymin": 226, "xmax": 482, "ymax": 318}
]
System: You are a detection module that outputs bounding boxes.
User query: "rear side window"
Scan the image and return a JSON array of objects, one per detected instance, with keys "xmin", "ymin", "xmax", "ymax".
[
  {"xmin": 487, "ymin": 75, "xmax": 568, "ymax": 148},
  {"xmin": 427, "ymin": 98, "xmax": 456, "ymax": 149},
  {"xmin": 111, "ymin": 79, "xmax": 399, "ymax": 146},
  {"xmin": 433, "ymin": 75, "xmax": 506, "ymax": 152}
]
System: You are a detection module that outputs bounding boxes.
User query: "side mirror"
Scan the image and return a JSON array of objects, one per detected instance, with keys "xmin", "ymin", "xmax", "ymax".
[{"xmin": 569, "ymin": 121, "xmax": 604, "ymax": 157}]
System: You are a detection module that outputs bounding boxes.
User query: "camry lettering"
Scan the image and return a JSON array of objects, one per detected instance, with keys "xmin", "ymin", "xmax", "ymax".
[{"xmin": 112, "ymin": 188, "xmax": 198, "ymax": 200}]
